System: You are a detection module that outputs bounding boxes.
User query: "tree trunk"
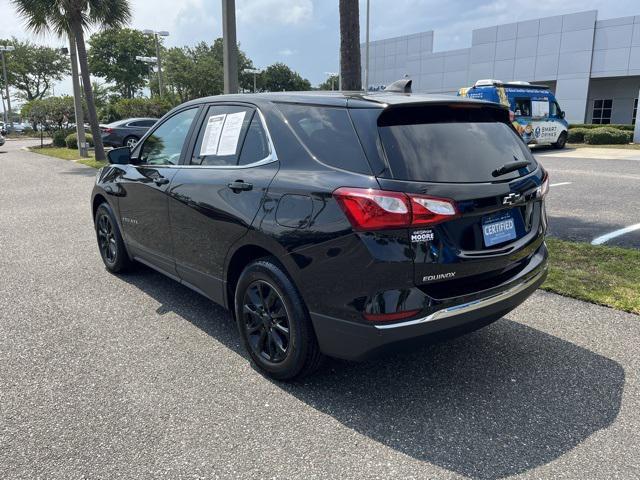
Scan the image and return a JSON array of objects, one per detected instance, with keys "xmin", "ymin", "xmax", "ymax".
[
  {"xmin": 72, "ymin": 21, "xmax": 106, "ymax": 161},
  {"xmin": 339, "ymin": 0, "xmax": 362, "ymax": 91},
  {"xmin": 69, "ymin": 35, "xmax": 88, "ymax": 158}
]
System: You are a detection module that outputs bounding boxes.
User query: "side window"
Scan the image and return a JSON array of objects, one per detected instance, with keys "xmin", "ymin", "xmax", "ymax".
[
  {"xmin": 550, "ymin": 101, "xmax": 559, "ymax": 118},
  {"xmin": 276, "ymin": 104, "xmax": 371, "ymax": 174},
  {"xmin": 238, "ymin": 114, "xmax": 270, "ymax": 165},
  {"xmin": 191, "ymin": 105, "xmax": 253, "ymax": 166},
  {"xmin": 139, "ymin": 108, "xmax": 198, "ymax": 165},
  {"xmin": 513, "ymin": 98, "xmax": 532, "ymax": 117}
]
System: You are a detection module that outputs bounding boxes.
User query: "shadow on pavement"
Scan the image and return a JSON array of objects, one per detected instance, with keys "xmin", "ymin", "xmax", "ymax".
[{"xmin": 122, "ymin": 265, "xmax": 625, "ymax": 479}]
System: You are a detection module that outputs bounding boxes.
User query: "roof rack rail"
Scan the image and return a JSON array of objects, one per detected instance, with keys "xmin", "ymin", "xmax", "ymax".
[{"xmin": 384, "ymin": 79, "xmax": 412, "ymax": 94}]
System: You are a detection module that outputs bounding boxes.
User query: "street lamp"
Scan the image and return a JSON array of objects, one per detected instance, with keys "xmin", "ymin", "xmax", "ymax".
[
  {"xmin": 364, "ymin": 0, "xmax": 370, "ymax": 92},
  {"xmin": 136, "ymin": 55, "xmax": 158, "ymax": 97},
  {"xmin": 324, "ymin": 72, "xmax": 338, "ymax": 91},
  {"xmin": 0, "ymin": 45, "xmax": 15, "ymax": 130},
  {"xmin": 243, "ymin": 68, "xmax": 263, "ymax": 93},
  {"xmin": 142, "ymin": 30, "xmax": 169, "ymax": 96}
]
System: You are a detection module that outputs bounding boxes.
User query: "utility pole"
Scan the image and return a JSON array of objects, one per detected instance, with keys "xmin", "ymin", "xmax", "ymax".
[
  {"xmin": 143, "ymin": 30, "xmax": 169, "ymax": 96},
  {"xmin": 243, "ymin": 68, "xmax": 262, "ymax": 93},
  {"xmin": 67, "ymin": 40, "xmax": 88, "ymax": 157},
  {"xmin": 136, "ymin": 56, "xmax": 158, "ymax": 97},
  {"xmin": 364, "ymin": 0, "xmax": 370, "ymax": 92},
  {"xmin": 0, "ymin": 45, "xmax": 15, "ymax": 130},
  {"xmin": 222, "ymin": 0, "xmax": 239, "ymax": 94}
]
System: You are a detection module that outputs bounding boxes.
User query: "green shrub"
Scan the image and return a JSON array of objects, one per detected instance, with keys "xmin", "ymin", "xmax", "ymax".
[
  {"xmin": 584, "ymin": 127, "xmax": 630, "ymax": 145},
  {"xmin": 65, "ymin": 133, "xmax": 94, "ymax": 149},
  {"xmin": 569, "ymin": 123, "xmax": 635, "ymax": 131},
  {"xmin": 52, "ymin": 129, "xmax": 67, "ymax": 147},
  {"xmin": 567, "ymin": 127, "xmax": 589, "ymax": 143}
]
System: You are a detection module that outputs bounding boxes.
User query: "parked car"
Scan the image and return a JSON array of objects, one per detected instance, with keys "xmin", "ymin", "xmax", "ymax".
[
  {"xmin": 0, "ymin": 133, "xmax": 5, "ymax": 147},
  {"xmin": 459, "ymin": 79, "xmax": 569, "ymax": 148},
  {"xmin": 0, "ymin": 121, "xmax": 6, "ymax": 135},
  {"xmin": 91, "ymin": 84, "xmax": 549, "ymax": 380},
  {"xmin": 100, "ymin": 118, "xmax": 158, "ymax": 148}
]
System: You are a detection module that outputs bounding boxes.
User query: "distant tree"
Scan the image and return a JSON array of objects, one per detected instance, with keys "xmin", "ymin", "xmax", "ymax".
[
  {"xmin": 0, "ymin": 38, "xmax": 70, "ymax": 101},
  {"xmin": 21, "ymin": 96, "xmax": 76, "ymax": 129},
  {"xmin": 12, "ymin": 0, "xmax": 132, "ymax": 161},
  {"xmin": 318, "ymin": 74, "xmax": 339, "ymax": 91},
  {"xmin": 339, "ymin": 0, "xmax": 362, "ymax": 90},
  {"xmin": 260, "ymin": 63, "xmax": 311, "ymax": 92},
  {"xmin": 88, "ymin": 28, "xmax": 156, "ymax": 98}
]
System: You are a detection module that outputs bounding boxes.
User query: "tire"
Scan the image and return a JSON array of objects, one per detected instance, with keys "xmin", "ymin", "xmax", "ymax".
[
  {"xmin": 94, "ymin": 203, "xmax": 132, "ymax": 273},
  {"xmin": 234, "ymin": 258, "xmax": 323, "ymax": 380},
  {"xmin": 553, "ymin": 131, "xmax": 567, "ymax": 149},
  {"xmin": 123, "ymin": 136, "xmax": 139, "ymax": 148}
]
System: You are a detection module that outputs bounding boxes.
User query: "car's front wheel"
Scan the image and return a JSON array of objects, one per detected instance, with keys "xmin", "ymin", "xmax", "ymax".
[
  {"xmin": 95, "ymin": 203, "xmax": 132, "ymax": 273},
  {"xmin": 553, "ymin": 131, "xmax": 567, "ymax": 149},
  {"xmin": 235, "ymin": 258, "xmax": 323, "ymax": 380}
]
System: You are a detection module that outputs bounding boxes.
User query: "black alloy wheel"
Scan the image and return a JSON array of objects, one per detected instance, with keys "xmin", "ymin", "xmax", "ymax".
[
  {"xmin": 94, "ymin": 203, "xmax": 132, "ymax": 273},
  {"xmin": 242, "ymin": 280, "xmax": 290, "ymax": 363},
  {"xmin": 97, "ymin": 213, "xmax": 117, "ymax": 265}
]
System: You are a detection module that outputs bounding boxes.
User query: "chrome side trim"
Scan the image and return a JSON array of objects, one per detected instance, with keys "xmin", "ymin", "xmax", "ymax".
[{"xmin": 374, "ymin": 266, "xmax": 547, "ymax": 330}]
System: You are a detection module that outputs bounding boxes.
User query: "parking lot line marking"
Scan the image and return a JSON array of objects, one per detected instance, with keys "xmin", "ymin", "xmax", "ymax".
[
  {"xmin": 550, "ymin": 182, "xmax": 572, "ymax": 187},
  {"xmin": 591, "ymin": 223, "xmax": 640, "ymax": 245}
]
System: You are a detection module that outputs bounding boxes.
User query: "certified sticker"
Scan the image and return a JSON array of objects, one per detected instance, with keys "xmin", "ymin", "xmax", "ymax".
[{"xmin": 411, "ymin": 229, "xmax": 434, "ymax": 243}]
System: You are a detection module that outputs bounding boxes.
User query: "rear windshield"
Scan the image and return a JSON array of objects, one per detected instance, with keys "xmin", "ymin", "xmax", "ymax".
[{"xmin": 378, "ymin": 106, "xmax": 536, "ymax": 183}]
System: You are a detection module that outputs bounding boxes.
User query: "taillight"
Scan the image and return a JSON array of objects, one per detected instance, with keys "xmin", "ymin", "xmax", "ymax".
[
  {"xmin": 333, "ymin": 187, "xmax": 458, "ymax": 231},
  {"xmin": 538, "ymin": 171, "xmax": 549, "ymax": 199},
  {"xmin": 102, "ymin": 127, "xmax": 113, "ymax": 134}
]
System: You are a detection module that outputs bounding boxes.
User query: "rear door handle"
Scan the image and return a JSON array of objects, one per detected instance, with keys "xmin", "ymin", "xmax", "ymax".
[
  {"xmin": 227, "ymin": 180, "xmax": 253, "ymax": 192},
  {"xmin": 154, "ymin": 177, "xmax": 170, "ymax": 186}
]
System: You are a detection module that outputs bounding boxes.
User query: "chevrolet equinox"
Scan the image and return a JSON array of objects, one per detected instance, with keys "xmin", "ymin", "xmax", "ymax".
[{"xmin": 91, "ymin": 85, "xmax": 549, "ymax": 380}]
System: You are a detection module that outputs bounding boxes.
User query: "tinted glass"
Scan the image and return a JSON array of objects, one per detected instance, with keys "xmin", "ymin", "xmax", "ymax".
[
  {"xmin": 379, "ymin": 122, "xmax": 536, "ymax": 183},
  {"xmin": 139, "ymin": 108, "xmax": 198, "ymax": 165},
  {"xmin": 129, "ymin": 120, "xmax": 156, "ymax": 127},
  {"xmin": 191, "ymin": 105, "xmax": 253, "ymax": 166},
  {"xmin": 513, "ymin": 98, "xmax": 531, "ymax": 117},
  {"xmin": 277, "ymin": 104, "xmax": 371, "ymax": 174},
  {"xmin": 238, "ymin": 114, "xmax": 270, "ymax": 165}
]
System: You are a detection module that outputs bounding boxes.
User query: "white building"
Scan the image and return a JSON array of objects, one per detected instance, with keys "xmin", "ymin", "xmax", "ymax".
[{"xmin": 363, "ymin": 10, "xmax": 640, "ymax": 124}]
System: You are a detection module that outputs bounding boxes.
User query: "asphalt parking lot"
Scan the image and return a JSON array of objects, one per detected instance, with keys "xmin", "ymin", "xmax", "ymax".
[
  {"xmin": 1, "ymin": 139, "xmax": 639, "ymax": 479},
  {"xmin": 535, "ymin": 147, "xmax": 640, "ymax": 248}
]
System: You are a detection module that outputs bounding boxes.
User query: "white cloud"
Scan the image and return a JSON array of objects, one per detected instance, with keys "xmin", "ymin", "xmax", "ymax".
[
  {"xmin": 237, "ymin": 0, "xmax": 313, "ymax": 26},
  {"xmin": 278, "ymin": 48, "xmax": 296, "ymax": 56}
]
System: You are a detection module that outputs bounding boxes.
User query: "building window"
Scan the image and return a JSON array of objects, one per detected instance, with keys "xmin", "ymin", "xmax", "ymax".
[
  {"xmin": 592, "ymin": 99, "xmax": 612, "ymax": 124},
  {"xmin": 633, "ymin": 98, "xmax": 638, "ymax": 125}
]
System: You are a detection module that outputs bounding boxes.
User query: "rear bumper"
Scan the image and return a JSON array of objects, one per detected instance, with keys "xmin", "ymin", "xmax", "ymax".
[
  {"xmin": 101, "ymin": 133, "xmax": 122, "ymax": 147},
  {"xmin": 310, "ymin": 245, "xmax": 548, "ymax": 361}
]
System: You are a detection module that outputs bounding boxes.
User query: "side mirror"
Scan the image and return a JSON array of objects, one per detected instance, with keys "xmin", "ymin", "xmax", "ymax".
[
  {"xmin": 107, "ymin": 146, "xmax": 131, "ymax": 165},
  {"xmin": 560, "ymin": 111, "xmax": 565, "ymax": 119}
]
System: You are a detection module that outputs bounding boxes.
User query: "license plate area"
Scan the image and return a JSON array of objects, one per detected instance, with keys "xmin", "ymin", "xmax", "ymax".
[{"xmin": 482, "ymin": 210, "xmax": 517, "ymax": 247}]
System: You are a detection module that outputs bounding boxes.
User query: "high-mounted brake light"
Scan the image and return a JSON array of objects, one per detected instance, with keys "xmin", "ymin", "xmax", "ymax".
[{"xmin": 333, "ymin": 187, "xmax": 458, "ymax": 231}]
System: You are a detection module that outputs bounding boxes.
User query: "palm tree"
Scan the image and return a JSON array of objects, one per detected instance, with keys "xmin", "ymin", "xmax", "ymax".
[
  {"xmin": 12, "ymin": 0, "xmax": 131, "ymax": 161},
  {"xmin": 339, "ymin": 0, "xmax": 362, "ymax": 91}
]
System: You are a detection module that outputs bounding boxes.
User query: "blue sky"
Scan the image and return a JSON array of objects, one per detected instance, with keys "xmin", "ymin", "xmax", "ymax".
[{"xmin": 1, "ymin": 0, "xmax": 640, "ymax": 96}]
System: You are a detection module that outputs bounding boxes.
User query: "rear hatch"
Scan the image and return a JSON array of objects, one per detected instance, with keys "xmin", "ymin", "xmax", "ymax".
[{"xmin": 371, "ymin": 102, "xmax": 547, "ymax": 297}]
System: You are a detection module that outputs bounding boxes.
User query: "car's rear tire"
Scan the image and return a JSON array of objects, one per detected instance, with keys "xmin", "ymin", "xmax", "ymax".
[
  {"xmin": 553, "ymin": 131, "xmax": 567, "ymax": 149},
  {"xmin": 123, "ymin": 136, "xmax": 139, "ymax": 148},
  {"xmin": 234, "ymin": 258, "xmax": 323, "ymax": 380},
  {"xmin": 95, "ymin": 203, "xmax": 132, "ymax": 273}
]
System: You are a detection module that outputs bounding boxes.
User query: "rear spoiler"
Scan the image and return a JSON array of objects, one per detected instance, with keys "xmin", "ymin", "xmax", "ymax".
[{"xmin": 377, "ymin": 101, "xmax": 510, "ymax": 127}]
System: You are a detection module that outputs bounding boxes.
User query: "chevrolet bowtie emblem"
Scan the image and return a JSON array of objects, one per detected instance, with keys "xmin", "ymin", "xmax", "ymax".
[{"xmin": 502, "ymin": 193, "xmax": 521, "ymax": 206}]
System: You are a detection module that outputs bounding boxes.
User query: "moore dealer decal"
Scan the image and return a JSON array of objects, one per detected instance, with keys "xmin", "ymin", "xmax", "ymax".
[{"xmin": 411, "ymin": 229, "xmax": 434, "ymax": 243}]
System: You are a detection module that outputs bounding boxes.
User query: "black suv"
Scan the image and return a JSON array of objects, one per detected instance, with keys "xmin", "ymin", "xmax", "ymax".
[{"xmin": 92, "ymin": 90, "xmax": 548, "ymax": 380}]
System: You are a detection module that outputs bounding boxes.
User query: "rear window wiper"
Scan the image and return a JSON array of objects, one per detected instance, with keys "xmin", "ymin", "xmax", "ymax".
[{"xmin": 492, "ymin": 161, "xmax": 531, "ymax": 178}]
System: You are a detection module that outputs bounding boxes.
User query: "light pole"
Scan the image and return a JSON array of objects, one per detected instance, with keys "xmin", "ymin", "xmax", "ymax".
[
  {"xmin": 222, "ymin": 0, "xmax": 239, "ymax": 94},
  {"xmin": 60, "ymin": 43, "xmax": 88, "ymax": 157},
  {"xmin": 142, "ymin": 30, "xmax": 169, "ymax": 96},
  {"xmin": 0, "ymin": 45, "xmax": 15, "ymax": 131},
  {"xmin": 324, "ymin": 72, "xmax": 338, "ymax": 91},
  {"xmin": 364, "ymin": 0, "xmax": 370, "ymax": 92},
  {"xmin": 136, "ymin": 55, "xmax": 158, "ymax": 97},
  {"xmin": 243, "ymin": 68, "xmax": 262, "ymax": 93}
]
